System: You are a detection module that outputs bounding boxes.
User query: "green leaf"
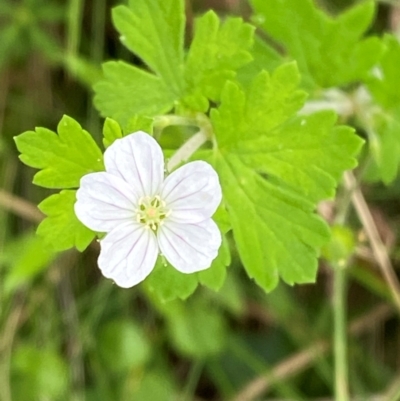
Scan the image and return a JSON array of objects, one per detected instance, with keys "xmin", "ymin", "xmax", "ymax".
[
  {"xmin": 211, "ymin": 65, "xmax": 306, "ymax": 148},
  {"xmin": 238, "ymin": 112, "xmax": 363, "ymax": 203},
  {"xmin": 15, "ymin": 115, "xmax": 104, "ymax": 188},
  {"xmin": 237, "ymin": 34, "xmax": 284, "ymax": 86},
  {"xmin": 3, "ymin": 233, "xmax": 56, "ymax": 295},
  {"xmin": 95, "ymin": 4, "xmax": 255, "ymax": 120},
  {"xmin": 211, "ymin": 71, "xmax": 363, "ymax": 292},
  {"xmin": 102, "ymin": 116, "xmax": 154, "ymax": 148},
  {"xmin": 183, "ymin": 11, "xmax": 254, "ymax": 109},
  {"xmin": 102, "ymin": 117, "xmax": 123, "ymax": 148},
  {"xmin": 37, "ymin": 190, "xmax": 95, "ymax": 252},
  {"xmin": 251, "ymin": 0, "xmax": 384, "ymax": 88},
  {"xmin": 94, "ymin": 61, "xmax": 175, "ymax": 125},
  {"xmin": 145, "ymin": 258, "xmax": 199, "ymax": 302},
  {"xmin": 98, "ymin": 319, "xmax": 151, "ymax": 372},
  {"xmin": 122, "ymin": 115, "xmax": 154, "ymax": 136},
  {"xmin": 112, "ymin": 0, "xmax": 185, "ymax": 93},
  {"xmin": 364, "ymin": 109, "xmax": 400, "ymax": 184},
  {"xmin": 216, "ymin": 154, "xmax": 329, "ymax": 291},
  {"xmin": 165, "ymin": 300, "xmax": 226, "ymax": 358},
  {"xmin": 198, "ymin": 235, "xmax": 230, "ymax": 292},
  {"xmin": 368, "ymin": 35, "xmax": 400, "ymax": 110},
  {"xmin": 12, "ymin": 345, "xmax": 68, "ymax": 401},
  {"xmin": 364, "ymin": 35, "xmax": 400, "ymax": 184}
]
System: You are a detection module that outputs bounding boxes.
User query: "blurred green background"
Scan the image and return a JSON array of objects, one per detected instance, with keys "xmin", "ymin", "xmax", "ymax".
[{"xmin": 1, "ymin": 0, "xmax": 400, "ymax": 400}]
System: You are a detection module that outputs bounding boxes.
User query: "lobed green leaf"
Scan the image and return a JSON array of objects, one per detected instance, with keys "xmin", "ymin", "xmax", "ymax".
[
  {"xmin": 183, "ymin": 11, "xmax": 254, "ymax": 109},
  {"xmin": 15, "ymin": 115, "xmax": 104, "ymax": 189},
  {"xmin": 211, "ymin": 68, "xmax": 363, "ymax": 292},
  {"xmin": 112, "ymin": 0, "xmax": 185, "ymax": 93},
  {"xmin": 94, "ymin": 61, "xmax": 175, "ymax": 125},
  {"xmin": 37, "ymin": 190, "xmax": 95, "ymax": 252},
  {"xmin": 211, "ymin": 65, "xmax": 306, "ymax": 148},
  {"xmin": 251, "ymin": 0, "xmax": 384, "ymax": 88}
]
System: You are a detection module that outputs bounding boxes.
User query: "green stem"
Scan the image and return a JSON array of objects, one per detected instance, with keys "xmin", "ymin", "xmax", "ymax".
[
  {"xmin": 153, "ymin": 113, "xmax": 213, "ymax": 171},
  {"xmin": 167, "ymin": 130, "xmax": 208, "ymax": 171},
  {"xmin": 67, "ymin": 0, "xmax": 84, "ymax": 58},
  {"xmin": 333, "ymin": 263, "xmax": 350, "ymax": 401},
  {"xmin": 181, "ymin": 360, "xmax": 204, "ymax": 400}
]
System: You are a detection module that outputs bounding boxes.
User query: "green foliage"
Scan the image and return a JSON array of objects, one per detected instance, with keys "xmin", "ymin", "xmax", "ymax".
[
  {"xmin": 5, "ymin": 0, "xmax": 400, "ymax": 400},
  {"xmin": 37, "ymin": 190, "xmax": 95, "ymax": 251},
  {"xmin": 198, "ymin": 236, "xmax": 230, "ymax": 291},
  {"xmin": 1, "ymin": 233, "xmax": 56, "ymax": 294},
  {"xmin": 98, "ymin": 319, "xmax": 151, "ymax": 372},
  {"xmin": 15, "ymin": 115, "xmax": 104, "ymax": 189},
  {"xmin": 368, "ymin": 35, "xmax": 400, "ymax": 109},
  {"xmin": 0, "ymin": 0, "xmax": 63, "ymax": 69},
  {"xmin": 364, "ymin": 35, "xmax": 400, "ymax": 184},
  {"xmin": 94, "ymin": 0, "xmax": 254, "ymax": 123},
  {"xmin": 183, "ymin": 11, "xmax": 254, "ymax": 110},
  {"xmin": 11, "ymin": 344, "xmax": 68, "ymax": 401},
  {"xmin": 145, "ymin": 258, "xmax": 199, "ymax": 302},
  {"xmin": 211, "ymin": 68, "xmax": 363, "ymax": 291},
  {"xmin": 112, "ymin": 0, "xmax": 185, "ymax": 92},
  {"xmin": 164, "ymin": 300, "xmax": 227, "ymax": 358},
  {"xmin": 251, "ymin": 0, "xmax": 384, "ymax": 88},
  {"xmin": 322, "ymin": 225, "xmax": 356, "ymax": 265},
  {"xmin": 94, "ymin": 61, "xmax": 176, "ymax": 125},
  {"xmin": 211, "ymin": 63, "xmax": 306, "ymax": 147}
]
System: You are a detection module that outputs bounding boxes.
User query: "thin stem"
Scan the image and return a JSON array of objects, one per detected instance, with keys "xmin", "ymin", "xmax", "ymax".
[
  {"xmin": 167, "ymin": 130, "xmax": 208, "ymax": 171},
  {"xmin": 232, "ymin": 304, "xmax": 392, "ymax": 401},
  {"xmin": 181, "ymin": 360, "xmax": 204, "ymax": 401},
  {"xmin": 344, "ymin": 172, "xmax": 400, "ymax": 314},
  {"xmin": 333, "ymin": 264, "xmax": 350, "ymax": 401},
  {"xmin": 67, "ymin": 0, "xmax": 84, "ymax": 59},
  {"xmin": 153, "ymin": 113, "xmax": 213, "ymax": 171}
]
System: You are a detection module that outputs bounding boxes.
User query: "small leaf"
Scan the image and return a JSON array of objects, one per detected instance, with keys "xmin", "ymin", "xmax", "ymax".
[
  {"xmin": 112, "ymin": 0, "xmax": 185, "ymax": 92},
  {"xmin": 198, "ymin": 236, "xmax": 230, "ymax": 291},
  {"xmin": 15, "ymin": 115, "xmax": 103, "ymax": 189},
  {"xmin": 122, "ymin": 115, "xmax": 154, "ymax": 136},
  {"xmin": 145, "ymin": 258, "xmax": 198, "ymax": 302},
  {"xmin": 183, "ymin": 11, "xmax": 254, "ymax": 109},
  {"xmin": 251, "ymin": 0, "xmax": 384, "ymax": 88},
  {"xmin": 102, "ymin": 117, "xmax": 122, "ymax": 148},
  {"xmin": 211, "ymin": 65, "xmax": 306, "ymax": 148},
  {"xmin": 368, "ymin": 35, "xmax": 400, "ymax": 110},
  {"xmin": 94, "ymin": 61, "xmax": 175, "ymax": 125},
  {"xmin": 37, "ymin": 190, "xmax": 95, "ymax": 252}
]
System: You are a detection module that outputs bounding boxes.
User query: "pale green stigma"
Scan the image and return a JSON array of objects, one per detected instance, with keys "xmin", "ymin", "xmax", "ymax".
[{"xmin": 136, "ymin": 195, "xmax": 171, "ymax": 231}]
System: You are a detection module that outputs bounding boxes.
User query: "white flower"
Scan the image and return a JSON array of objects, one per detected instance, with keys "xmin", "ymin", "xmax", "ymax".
[{"xmin": 74, "ymin": 131, "xmax": 222, "ymax": 288}]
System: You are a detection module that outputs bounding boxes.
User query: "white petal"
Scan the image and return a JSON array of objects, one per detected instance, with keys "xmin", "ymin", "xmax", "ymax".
[
  {"xmin": 103, "ymin": 131, "xmax": 164, "ymax": 198},
  {"xmin": 98, "ymin": 221, "xmax": 159, "ymax": 287},
  {"xmin": 75, "ymin": 172, "xmax": 139, "ymax": 232},
  {"xmin": 157, "ymin": 219, "xmax": 221, "ymax": 273},
  {"xmin": 161, "ymin": 161, "xmax": 222, "ymax": 224}
]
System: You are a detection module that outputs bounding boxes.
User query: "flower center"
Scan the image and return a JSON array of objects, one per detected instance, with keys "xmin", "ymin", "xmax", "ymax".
[{"xmin": 135, "ymin": 195, "xmax": 171, "ymax": 231}]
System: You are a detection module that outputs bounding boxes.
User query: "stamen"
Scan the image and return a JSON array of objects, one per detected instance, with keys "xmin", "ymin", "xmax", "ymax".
[{"xmin": 135, "ymin": 194, "xmax": 171, "ymax": 232}]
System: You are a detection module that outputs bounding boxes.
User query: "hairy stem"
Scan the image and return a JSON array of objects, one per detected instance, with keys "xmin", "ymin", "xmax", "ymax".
[
  {"xmin": 153, "ymin": 113, "xmax": 213, "ymax": 171},
  {"xmin": 167, "ymin": 130, "xmax": 209, "ymax": 171},
  {"xmin": 333, "ymin": 264, "xmax": 350, "ymax": 401}
]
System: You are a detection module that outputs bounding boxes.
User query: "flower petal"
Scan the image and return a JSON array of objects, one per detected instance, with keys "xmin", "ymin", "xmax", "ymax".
[
  {"xmin": 104, "ymin": 131, "xmax": 164, "ymax": 197},
  {"xmin": 157, "ymin": 219, "xmax": 221, "ymax": 273},
  {"xmin": 98, "ymin": 221, "xmax": 159, "ymax": 287},
  {"xmin": 75, "ymin": 172, "xmax": 139, "ymax": 232},
  {"xmin": 161, "ymin": 161, "xmax": 222, "ymax": 223}
]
